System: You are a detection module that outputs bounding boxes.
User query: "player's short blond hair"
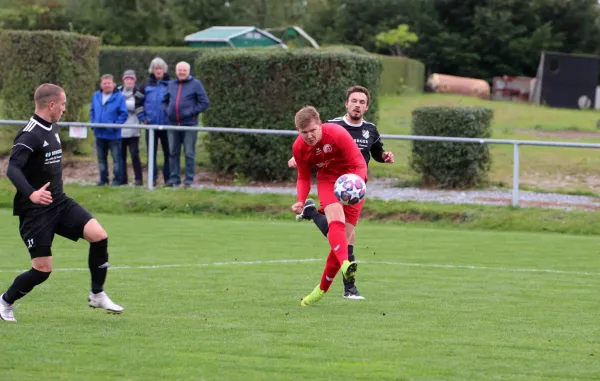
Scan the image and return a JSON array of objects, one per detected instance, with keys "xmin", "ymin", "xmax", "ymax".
[
  {"xmin": 34, "ymin": 83, "xmax": 65, "ymax": 108},
  {"xmin": 295, "ymin": 106, "xmax": 321, "ymax": 130}
]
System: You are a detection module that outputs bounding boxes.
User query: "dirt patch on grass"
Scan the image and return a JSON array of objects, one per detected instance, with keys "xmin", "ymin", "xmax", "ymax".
[
  {"xmin": 475, "ymin": 197, "xmax": 600, "ymax": 211},
  {"xmin": 517, "ymin": 129, "xmax": 600, "ymax": 140},
  {"xmin": 360, "ymin": 209, "xmax": 470, "ymax": 223}
]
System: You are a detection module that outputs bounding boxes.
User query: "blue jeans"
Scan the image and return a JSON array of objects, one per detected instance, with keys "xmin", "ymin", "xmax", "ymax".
[
  {"xmin": 167, "ymin": 130, "xmax": 197, "ymax": 185},
  {"xmin": 96, "ymin": 138, "xmax": 123, "ymax": 185}
]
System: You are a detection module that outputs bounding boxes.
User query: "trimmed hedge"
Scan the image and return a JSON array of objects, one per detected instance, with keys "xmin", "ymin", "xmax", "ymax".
[
  {"xmin": 410, "ymin": 107, "xmax": 493, "ymax": 188},
  {"xmin": 377, "ymin": 54, "xmax": 425, "ymax": 95},
  {"xmin": 322, "ymin": 46, "xmax": 425, "ymax": 94},
  {"xmin": 99, "ymin": 46, "xmax": 210, "ymax": 83},
  {"xmin": 0, "ymin": 30, "xmax": 99, "ymax": 153},
  {"xmin": 197, "ymin": 49, "xmax": 383, "ymax": 181}
]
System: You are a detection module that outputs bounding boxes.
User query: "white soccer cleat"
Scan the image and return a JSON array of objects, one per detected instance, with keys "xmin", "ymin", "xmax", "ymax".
[
  {"xmin": 0, "ymin": 294, "xmax": 17, "ymax": 322},
  {"xmin": 88, "ymin": 291, "xmax": 124, "ymax": 314}
]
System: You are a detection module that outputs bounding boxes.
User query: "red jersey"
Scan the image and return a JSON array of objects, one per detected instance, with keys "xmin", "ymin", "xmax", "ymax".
[{"xmin": 292, "ymin": 123, "xmax": 367, "ymax": 203}]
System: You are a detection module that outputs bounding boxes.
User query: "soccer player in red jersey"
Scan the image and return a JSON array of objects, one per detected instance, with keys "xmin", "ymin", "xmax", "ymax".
[{"xmin": 291, "ymin": 106, "xmax": 368, "ymax": 306}]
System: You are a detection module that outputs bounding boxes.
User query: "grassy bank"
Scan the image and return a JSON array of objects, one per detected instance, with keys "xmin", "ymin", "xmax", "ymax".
[{"xmin": 1, "ymin": 179, "xmax": 599, "ymax": 235}]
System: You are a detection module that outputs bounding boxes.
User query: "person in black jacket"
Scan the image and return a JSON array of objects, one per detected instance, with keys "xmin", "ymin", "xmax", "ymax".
[{"xmin": 1, "ymin": 83, "xmax": 124, "ymax": 322}]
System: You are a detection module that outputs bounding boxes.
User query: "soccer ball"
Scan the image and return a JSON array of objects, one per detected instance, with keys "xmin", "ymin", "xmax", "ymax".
[{"xmin": 334, "ymin": 174, "xmax": 366, "ymax": 205}]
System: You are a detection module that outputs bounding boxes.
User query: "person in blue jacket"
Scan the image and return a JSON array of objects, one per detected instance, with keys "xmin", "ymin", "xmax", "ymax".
[
  {"xmin": 135, "ymin": 57, "xmax": 172, "ymax": 186},
  {"xmin": 163, "ymin": 61, "xmax": 209, "ymax": 187},
  {"xmin": 90, "ymin": 74, "xmax": 128, "ymax": 186}
]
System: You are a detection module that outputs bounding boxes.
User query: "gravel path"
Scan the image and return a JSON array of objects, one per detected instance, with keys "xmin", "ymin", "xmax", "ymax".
[{"xmin": 188, "ymin": 179, "xmax": 600, "ymax": 211}]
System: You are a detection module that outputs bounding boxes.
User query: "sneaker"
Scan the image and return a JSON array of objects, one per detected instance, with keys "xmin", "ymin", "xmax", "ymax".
[
  {"xmin": 88, "ymin": 292, "xmax": 124, "ymax": 314},
  {"xmin": 300, "ymin": 285, "xmax": 326, "ymax": 307},
  {"xmin": 340, "ymin": 260, "xmax": 358, "ymax": 283},
  {"xmin": 0, "ymin": 294, "xmax": 16, "ymax": 322},
  {"xmin": 296, "ymin": 198, "xmax": 317, "ymax": 222},
  {"xmin": 343, "ymin": 285, "xmax": 365, "ymax": 300}
]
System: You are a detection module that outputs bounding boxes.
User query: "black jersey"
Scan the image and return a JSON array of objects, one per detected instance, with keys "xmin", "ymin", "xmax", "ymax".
[
  {"xmin": 6, "ymin": 115, "xmax": 65, "ymax": 216},
  {"xmin": 327, "ymin": 116, "xmax": 385, "ymax": 166}
]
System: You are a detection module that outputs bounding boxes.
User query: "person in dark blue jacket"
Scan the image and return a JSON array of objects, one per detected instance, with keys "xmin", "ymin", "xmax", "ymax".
[
  {"xmin": 163, "ymin": 61, "xmax": 210, "ymax": 187},
  {"xmin": 135, "ymin": 57, "xmax": 172, "ymax": 186},
  {"xmin": 90, "ymin": 74, "xmax": 128, "ymax": 186}
]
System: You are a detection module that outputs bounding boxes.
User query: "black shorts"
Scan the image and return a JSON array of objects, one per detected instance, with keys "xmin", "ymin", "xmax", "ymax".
[{"xmin": 18, "ymin": 197, "xmax": 94, "ymax": 258}]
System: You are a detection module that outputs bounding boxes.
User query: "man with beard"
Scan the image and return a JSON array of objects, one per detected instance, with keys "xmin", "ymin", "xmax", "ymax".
[{"xmin": 288, "ymin": 85, "xmax": 394, "ymax": 300}]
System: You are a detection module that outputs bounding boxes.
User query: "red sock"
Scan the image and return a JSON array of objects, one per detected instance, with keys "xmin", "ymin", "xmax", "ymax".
[
  {"xmin": 319, "ymin": 250, "xmax": 341, "ymax": 292},
  {"xmin": 327, "ymin": 221, "xmax": 348, "ymax": 264}
]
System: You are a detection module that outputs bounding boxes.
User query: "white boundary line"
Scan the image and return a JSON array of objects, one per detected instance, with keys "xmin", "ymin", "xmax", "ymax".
[
  {"xmin": 0, "ymin": 258, "xmax": 322, "ymax": 274},
  {"xmin": 362, "ymin": 261, "xmax": 600, "ymax": 276},
  {"xmin": 0, "ymin": 258, "xmax": 598, "ymax": 277}
]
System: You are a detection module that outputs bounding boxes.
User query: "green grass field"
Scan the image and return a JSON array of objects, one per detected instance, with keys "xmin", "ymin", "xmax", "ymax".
[{"xmin": 1, "ymin": 210, "xmax": 599, "ymax": 380}]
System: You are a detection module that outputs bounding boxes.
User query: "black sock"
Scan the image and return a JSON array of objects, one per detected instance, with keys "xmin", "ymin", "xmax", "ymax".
[
  {"xmin": 89, "ymin": 238, "xmax": 109, "ymax": 294},
  {"xmin": 313, "ymin": 213, "xmax": 329, "ymax": 237},
  {"xmin": 343, "ymin": 245, "xmax": 355, "ymax": 288},
  {"xmin": 304, "ymin": 205, "xmax": 319, "ymax": 219},
  {"xmin": 3, "ymin": 268, "xmax": 51, "ymax": 304}
]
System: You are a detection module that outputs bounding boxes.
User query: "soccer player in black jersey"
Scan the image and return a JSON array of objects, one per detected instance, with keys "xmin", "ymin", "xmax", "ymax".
[
  {"xmin": 288, "ymin": 86, "xmax": 394, "ymax": 300},
  {"xmin": 0, "ymin": 84, "xmax": 123, "ymax": 322}
]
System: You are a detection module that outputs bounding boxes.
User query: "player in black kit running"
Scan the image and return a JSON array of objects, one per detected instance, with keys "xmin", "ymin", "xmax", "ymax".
[
  {"xmin": 0, "ymin": 83, "xmax": 124, "ymax": 322},
  {"xmin": 288, "ymin": 86, "xmax": 395, "ymax": 300}
]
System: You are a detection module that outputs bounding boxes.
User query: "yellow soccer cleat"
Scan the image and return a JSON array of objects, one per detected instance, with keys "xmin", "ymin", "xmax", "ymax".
[
  {"xmin": 340, "ymin": 260, "xmax": 358, "ymax": 283},
  {"xmin": 300, "ymin": 285, "xmax": 325, "ymax": 307}
]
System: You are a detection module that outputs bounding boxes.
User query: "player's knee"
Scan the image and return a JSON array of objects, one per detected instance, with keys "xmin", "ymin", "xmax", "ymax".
[
  {"xmin": 84, "ymin": 219, "xmax": 108, "ymax": 242},
  {"xmin": 324, "ymin": 203, "xmax": 345, "ymax": 224}
]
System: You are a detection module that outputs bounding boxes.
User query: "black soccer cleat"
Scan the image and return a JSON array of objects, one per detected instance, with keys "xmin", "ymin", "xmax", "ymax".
[
  {"xmin": 343, "ymin": 276, "xmax": 365, "ymax": 300},
  {"xmin": 296, "ymin": 198, "xmax": 317, "ymax": 222}
]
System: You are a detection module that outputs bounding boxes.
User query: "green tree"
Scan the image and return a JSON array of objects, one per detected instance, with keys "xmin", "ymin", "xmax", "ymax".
[{"xmin": 375, "ymin": 24, "xmax": 418, "ymax": 56}]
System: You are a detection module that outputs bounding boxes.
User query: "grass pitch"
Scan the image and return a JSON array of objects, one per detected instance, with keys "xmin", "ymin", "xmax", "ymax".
[{"xmin": 0, "ymin": 211, "xmax": 598, "ymax": 380}]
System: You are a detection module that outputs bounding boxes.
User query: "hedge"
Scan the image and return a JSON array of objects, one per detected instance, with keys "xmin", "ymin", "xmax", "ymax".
[
  {"xmin": 321, "ymin": 46, "xmax": 425, "ymax": 94},
  {"xmin": 100, "ymin": 44, "xmax": 425, "ymax": 95},
  {"xmin": 410, "ymin": 107, "xmax": 493, "ymax": 188},
  {"xmin": 377, "ymin": 54, "xmax": 425, "ymax": 95},
  {"xmin": 197, "ymin": 49, "xmax": 383, "ymax": 181},
  {"xmin": 0, "ymin": 30, "xmax": 99, "ymax": 153}
]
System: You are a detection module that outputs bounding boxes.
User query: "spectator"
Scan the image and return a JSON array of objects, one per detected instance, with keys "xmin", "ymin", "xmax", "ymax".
[
  {"xmin": 118, "ymin": 70, "xmax": 144, "ymax": 186},
  {"xmin": 90, "ymin": 74, "xmax": 128, "ymax": 186},
  {"xmin": 135, "ymin": 57, "xmax": 171, "ymax": 186},
  {"xmin": 163, "ymin": 61, "xmax": 210, "ymax": 188}
]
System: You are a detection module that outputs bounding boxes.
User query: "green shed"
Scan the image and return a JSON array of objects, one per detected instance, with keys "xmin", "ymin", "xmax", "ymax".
[{"xmin": 184, "ymin": 26, "xmax": 287, "ymax": 49}]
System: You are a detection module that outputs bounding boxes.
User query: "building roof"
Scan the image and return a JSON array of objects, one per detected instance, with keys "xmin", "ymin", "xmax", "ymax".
[
  {"xmin": 265, "ymin": 26, "xmax": 320, "ymax": 49},
  {"xmin": 184, "ymin": 26, "xmax": 285, "ymax": 45}
]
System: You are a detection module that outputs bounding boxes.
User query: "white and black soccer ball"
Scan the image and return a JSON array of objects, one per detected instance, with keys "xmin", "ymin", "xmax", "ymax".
[{"xmin": 334, "ymin": 174, "xmax": 366, "ymax": 205}]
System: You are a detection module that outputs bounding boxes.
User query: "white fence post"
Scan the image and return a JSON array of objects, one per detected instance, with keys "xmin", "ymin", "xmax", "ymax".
[
  {"xmin": 512, "ymin": 143, "xmax": 520, "ymax": 207},
  {"xmin": 147, "ymin": 127, "xmax": 155, "ymax": 190}
]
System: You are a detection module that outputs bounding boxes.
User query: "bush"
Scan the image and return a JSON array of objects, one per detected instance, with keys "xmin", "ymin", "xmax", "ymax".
[
  {"xmin": 321, "ymin": 44, "xmax": 370, "ymax": 55},
  {"xmin": 0, "ymin": 30, "xmax": 99, "ymax": 153},
  {"xmin": 197, "ymin": 49, "xmax": 383, "ymax": 181},
  {"xmin": 99, "ymin": 46, "xmax": 210, "ymax": 84},
  {"xmin": 410, "ymin": 107, "xmax": 493, "ymax": 188},
  {"xmin": 377, "ymin": 54, "xmax": 425, "ymax": 95}
]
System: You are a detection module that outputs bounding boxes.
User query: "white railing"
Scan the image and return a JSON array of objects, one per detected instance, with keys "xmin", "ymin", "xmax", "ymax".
[{"xmin": 2, "ymin": 119, "xmax": 600, "ymax": 207}]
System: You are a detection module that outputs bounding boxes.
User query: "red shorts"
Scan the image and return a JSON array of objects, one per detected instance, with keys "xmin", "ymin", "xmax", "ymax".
[{"xmin": 317, "ymin": 179, "xmax": 364, "ymax": 226}]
